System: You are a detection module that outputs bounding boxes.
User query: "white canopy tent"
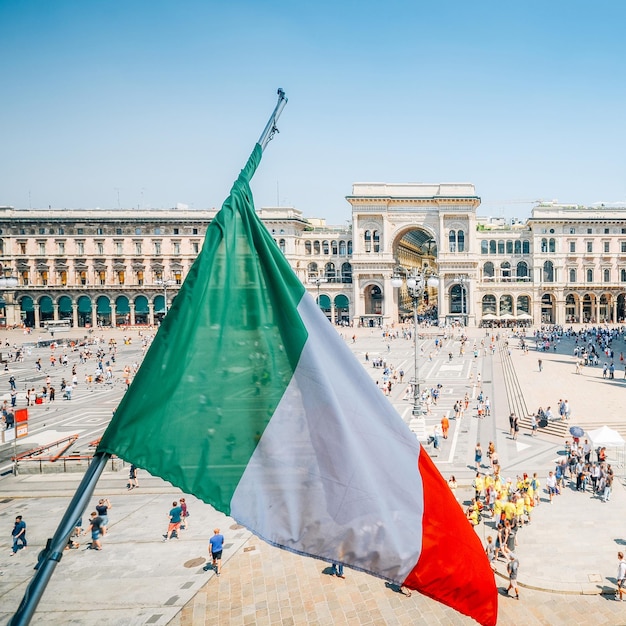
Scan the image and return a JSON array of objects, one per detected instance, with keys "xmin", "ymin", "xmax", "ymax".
[
  {"xmin": 587, "ymin": 425, "xmax": 625, "ymax": 447},
  {"xmin": 588, "ymin": 426, "xmax": 626, "ymax": 474}
]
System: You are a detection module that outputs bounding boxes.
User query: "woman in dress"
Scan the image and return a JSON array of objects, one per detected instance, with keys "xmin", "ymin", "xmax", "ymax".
[{"xmin": 474, "ymin": 442, "xmax": 483, "ymax": 470}]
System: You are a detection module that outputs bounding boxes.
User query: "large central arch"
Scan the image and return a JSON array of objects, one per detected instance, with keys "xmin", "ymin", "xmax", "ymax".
[{"xmin": 391, "ymin": 227, "xmax": 439, "ymax": 323}]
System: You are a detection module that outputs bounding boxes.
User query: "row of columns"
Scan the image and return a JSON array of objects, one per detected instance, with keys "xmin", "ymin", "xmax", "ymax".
[
  {"xmin": 542, "ymin": 297, "xmax": 620, "ymax": 325},
  {"xmin": 25, "ymin": 300, "xmax": 167, "ymax": 329}
]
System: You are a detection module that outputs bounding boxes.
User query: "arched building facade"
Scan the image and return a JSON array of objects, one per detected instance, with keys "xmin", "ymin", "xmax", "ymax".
[{"xmin": 1, "ymin": 196, "xmax": 626, "ymax": 329}]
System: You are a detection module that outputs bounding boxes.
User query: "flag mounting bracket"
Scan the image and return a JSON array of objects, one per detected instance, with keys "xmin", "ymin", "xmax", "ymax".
[{"xmin": 258, "ymin": 88, "xmax": 288, "ymax": 151}]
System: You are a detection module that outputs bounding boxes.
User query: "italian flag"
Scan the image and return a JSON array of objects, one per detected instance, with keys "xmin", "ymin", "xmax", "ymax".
[{"xmin": 98, "ymin": 144, "xmax": 497, "ymax": 626}]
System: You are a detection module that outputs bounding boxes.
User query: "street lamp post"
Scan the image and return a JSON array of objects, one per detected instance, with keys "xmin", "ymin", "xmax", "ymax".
[
  {"xmin": 155, "ymin": 279, "xmax": 177, "ymax": 315},
  {"xmin": 391, "ymin": 269, "xmax": 439, "ymax": 442},
  {"xmin": 311, "ymin": 277, "xmax": 328, "ymax": 310},
  {"xmin": 455, "ymin": 274, "xmax": 469, "ymax": 326}
]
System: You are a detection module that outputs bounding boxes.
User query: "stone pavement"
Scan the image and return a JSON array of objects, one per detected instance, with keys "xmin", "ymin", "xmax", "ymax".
[{"xmin": 1, "ymin": 324, "xmax": 626, "ymax": 625}]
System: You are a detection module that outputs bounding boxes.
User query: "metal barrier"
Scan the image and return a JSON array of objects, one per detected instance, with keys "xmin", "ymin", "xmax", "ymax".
[
  {"xmin": 14, "ymin": 434, "xmax": 79, "ymax": 462},
  {"xmin": 15, "ymin": 455, "xmax": 120, "ymax": 473}
]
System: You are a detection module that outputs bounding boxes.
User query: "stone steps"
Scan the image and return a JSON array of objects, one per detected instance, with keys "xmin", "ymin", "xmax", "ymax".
[{"xmin": 518, "ymin": 415, "xmax": 568, "ymax": 438}]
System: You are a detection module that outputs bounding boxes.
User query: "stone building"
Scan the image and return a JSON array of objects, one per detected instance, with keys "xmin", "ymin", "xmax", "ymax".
[{"xmin": 0, "ymin": 190, "xmax": 625, "ymax": 330}]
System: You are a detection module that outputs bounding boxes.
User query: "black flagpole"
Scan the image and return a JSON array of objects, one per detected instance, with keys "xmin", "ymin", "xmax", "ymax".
[{"xmin": 9, "ymin": 88, "xmax": 288, "ymax": 626}]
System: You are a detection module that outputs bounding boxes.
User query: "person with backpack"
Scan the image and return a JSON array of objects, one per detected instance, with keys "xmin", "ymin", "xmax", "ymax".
[{"xmin": 506, "ymin": 553, "xmax": 520, "ymax": 599}]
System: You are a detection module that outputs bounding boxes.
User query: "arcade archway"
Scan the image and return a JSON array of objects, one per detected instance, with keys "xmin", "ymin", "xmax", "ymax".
[{"xmin": 391, "ymin": 227, "xmax": 439, "ymax": 323}]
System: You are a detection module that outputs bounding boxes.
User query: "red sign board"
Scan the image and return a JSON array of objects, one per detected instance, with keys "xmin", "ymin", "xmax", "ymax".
[{"xmin": 15, "ymin": 408, "xmax": 28, "ymax": 423}]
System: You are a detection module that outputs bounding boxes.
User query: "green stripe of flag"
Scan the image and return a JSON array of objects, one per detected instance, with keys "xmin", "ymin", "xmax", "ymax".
[{"xmin": 98, "ymin": 144, "xmax": 308, "ymax": 515}]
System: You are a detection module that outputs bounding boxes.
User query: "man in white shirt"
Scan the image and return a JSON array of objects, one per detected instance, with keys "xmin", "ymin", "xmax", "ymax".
[
  {"xmin": 583, "ymin": 439, "xmax": 592, "ymax": 463},
  {"xmin": 546, "ymin": 471, "xmax": 558, "ymax": 503}
]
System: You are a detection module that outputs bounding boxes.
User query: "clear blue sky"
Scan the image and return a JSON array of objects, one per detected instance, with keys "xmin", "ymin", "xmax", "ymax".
[{"xmin": 2, "ymin": 0, "xmax": 625, "ymax": 223}]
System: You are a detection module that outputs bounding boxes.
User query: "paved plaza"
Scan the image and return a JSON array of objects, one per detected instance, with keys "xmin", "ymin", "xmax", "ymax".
[{"xmin": 1, "ymin": 323, "xmax": 626, "ymax": 624}]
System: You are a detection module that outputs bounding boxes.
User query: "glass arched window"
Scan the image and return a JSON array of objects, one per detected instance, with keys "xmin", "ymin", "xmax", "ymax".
[
  {"xmin": 313, "ymin": 240, "xmax": 320, "ymax": 255},
  {"xmin": 501, "ymin": 261, "xmax": 511, "ymax": 281},
  {"xmin": 516, "ymin": 295, "xmax": 530, "ymax": 314},
  {"xmin": 541, "ymin": 238, "xmax": 548, "ymax": 253},
  {"xmin": 373, "ymin": 230, "xmax": 380, "ymax": 253},
  {"xmin": 364, "ymin": 230, "xmax": 371, "ymax": 253},
  {"xmin": 516, "ymin": 261, "xmax": 528, "ymax": 280},
  {"xmin": 489, "ymin": 240, "xmax": 496, "ymax": 254},
  {"xmin": 604, "ymin": 269, "xmax": 610, "ymax": 282},
  {"xmin": 621, "ymin": 269, "xmax": 626, "ymax": 282},
  {"xmin": 449, "ymin": 230, "xmax": 456, "ymax": 253},
  {"xmin": 482, "ymin": 294, "xmax": 497, "ymax": 315},
  {"xmin": 325, "ymin": 262, "xmax": 336, "ymax": 282},
  {"xmin": 566, "ymin": 294, "xmax": 577, "ymax": 320},
  {"xmin": 483, "ymin": 262, "xmax": 495, "ymax": 280},
  {"xmin": 305, "ymin": 241, "xmax": 312, "ymax": 255},
  {"xmin": 339, "ymin": 240, "xmax": 346, "ymax": 255},
  {"xmin": 307, "ymin": 262, "xmax": 318, "ymax": 280},
  {"xmin": 481, "ymin": 240, "xmax": 488, "ymax": 254},
  {"xmin": 450, "ymin": 284, "xmax": 466, "ymax": 314},
  {"xmin": 522, "ymin": 240, "xmax": 530, "ymax": 254},
  {"xmin": 341, "ymin": 262, "xmax": 352, "ymax": 283},
  {"xmin": 569, "ymin": 268, "xmax": 577, "ymax": 283},
  {"xmin": 506, "ymin": 240, "xmax": 513, "ymax": 255},
  {"xmin": 331, "ymin": 240, "xmax": 338, "ymax": 255},
  {"xmin": 458, "ymin": 230, "xmax": 465, "ymax": 252},
  {"xmin": 322, "ymin": 240, "xmax": 329, "ymax": 255},
  {"xmin": 543, "ymin": 261, "xmax": 554, "ymax": 282},
  {"xmin": 499, "ymin": 294, "xmax": 513, "ymax": 315},
  {"xmin": 365, "ymin": 285, "xmax": 383, "ymax": 315},
  {"xmin": 279, "ymin": 239, "xmax": 286, "ymax": 253},
  {"xmin": 587, "ymin": 268, "xmax": 593, "ymax": 283},
  {"xmin": 497, "ymin": 240, "xmax": 505, "ymax": 254},
  {"xmin": 347, "ymin": 241, "xmax": 353, "ymax": 255},
  {"xmin": 514, "ymin": 240, "xmax": 521, "ymax": 255},
  {"xmin": 549, "ymin": 238, "xmax": 556, "ymax": 253}
]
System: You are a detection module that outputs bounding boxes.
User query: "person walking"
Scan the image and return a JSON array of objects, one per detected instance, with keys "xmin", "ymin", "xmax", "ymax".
[
  {"xmin": 163, "ymin": 501, "xmax": 183, "ymax": 541},
  {"xmin": 203, "ymin": 528, "xmax": 225, "ymax": 575},
  {"xmin": 603, "ymin": 470, "xmax": 614, "ymax": 502},
  {"xmin": 180, "ymin": 497, "xmax": 190, "ymax": 530},
  {"xmin": 441, "ymin": 415, "xmax": 450, "ymax": 439},
  {"xmin": 512, "ymin": 414, "xmax": 520, "ymax": 440},
  {"xmin": 506, "ymin": 553, "xmax": 520, "ymax": 599},
  {"xmin": 538, "ymin": 358, "xmax": 543, "ymax": 372},
  {"xmin": 128, "ymin": 464, "xmax": 138, "ymax": 489},
  {"xmin": 617, "ymin": 552, "xmax": 626, "ymax": 601},
  {"xmin": 474, "ymin": 442, "xmax": 483, "ymax": 470},
  {"xmin": 485, "ymin": 536, "xmax": 496, "ymax": 570},
  {"xmin": 11, "ymin": 515, "xmax": 27, "ymax": 555},
  {"xmin": 546, "ymin": 471, "xmax": 558, "ymax": 503},
  {"xmin": 95, "ymin": 498, "xmax": 111, "ymax": 530},
  {"xmin": 88, "ymin": 511, "xmax": 105, "ymax": 550}
]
